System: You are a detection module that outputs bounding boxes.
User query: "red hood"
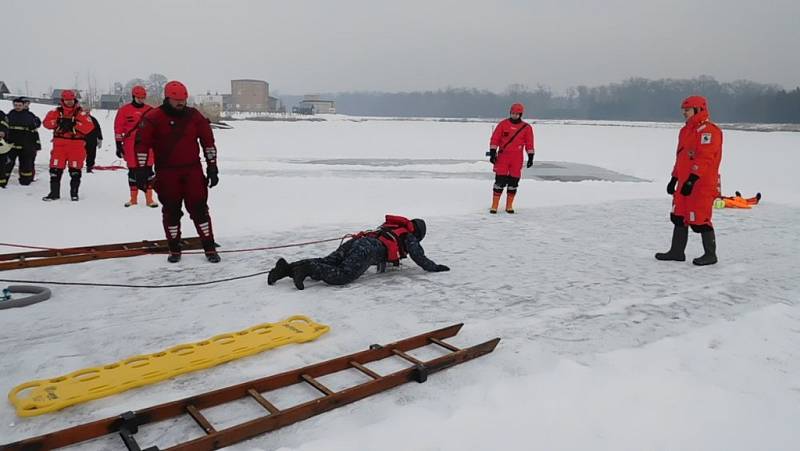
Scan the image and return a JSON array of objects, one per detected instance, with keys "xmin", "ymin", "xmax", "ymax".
[{"xmin": 686, "ymin": 109, "xmax": 710, "ymax": 127}]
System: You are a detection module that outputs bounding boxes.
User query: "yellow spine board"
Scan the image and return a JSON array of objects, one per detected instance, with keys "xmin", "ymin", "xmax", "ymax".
[{"xmin": 9, "ymin": 315, "xmax": 330, "ymax": 417}]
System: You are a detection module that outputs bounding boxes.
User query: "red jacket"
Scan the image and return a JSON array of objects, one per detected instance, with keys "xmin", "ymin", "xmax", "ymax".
[
  {"xmin": 114, "ymin": 102, "xmax": 152, "ymax": 143},
  {"xmin": 43, "ymin": 106, "xmax": 94, "ymax": 140},
  {"xmin": 115, "ymin": 102, "xmax": 154, "ymax": 167},
  {"xmin": 135, "ymin": 106, "xmax": 217, "ymax": 169},
  {"xmin": 490, "ymin": 119, "xmax": 534, "ymax": 155},
  {"xmin": 672, "ymin": 110, "xmax": 723, "ymax": 192}
]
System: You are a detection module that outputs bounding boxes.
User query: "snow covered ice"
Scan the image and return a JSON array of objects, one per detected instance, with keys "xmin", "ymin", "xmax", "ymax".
[{"xmin": 1, "ymin": 99, "xmax": 799, "ymax": 450}]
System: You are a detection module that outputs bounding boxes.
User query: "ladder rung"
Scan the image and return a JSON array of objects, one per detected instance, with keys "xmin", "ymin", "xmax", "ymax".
[
  {"xmin": 186, "ymin": 404, "xmax": 216, "ymax": 434},
  {"xmin": 392, "ymin": 349, "xmax": 423, "ymax": 365},
  {"xmin": 301, "ymin": 374, "xmax": 334, "ymax": 396},
  {"xmin": 349, "ymin": 361, "xmax": 381, "ymax": 379},
  {"xmin": 429, "ymin": 337, "xmax": 460, "ymax": 352},
  {"xmin": 247, "ymin": 388, "xmax": 280, "ymax": 414}
]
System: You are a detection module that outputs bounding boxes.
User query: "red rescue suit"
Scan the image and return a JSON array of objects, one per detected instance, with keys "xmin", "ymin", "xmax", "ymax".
[
  {"xmin": 114, "ymin": 102, "xmax": 154, "ymax": 167},
  {"xmin": 42, "ymin": 106, "xmax": 94, "ymax": 169},
  {"xmin": 671, "ymin": 110, "xmax": 723, "ymax": 226},
  {"xmin": 135, "ymin": 105, "xmax": 218, "ymax": 246},
  {"xmin": 490, "ymin": 119, "xmax": 534, "ymax": 178}
]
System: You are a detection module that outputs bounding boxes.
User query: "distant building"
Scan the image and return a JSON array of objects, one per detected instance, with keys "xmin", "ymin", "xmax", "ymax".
[
  {"xmin": 51, "ymin": 89, "xmax": 82, "ymax": 104},
  {"xmin": 100, "ymin": 94, "xmax": 124, "ymax": 110},
  {"xmin": 299, "ymin": 95, "xmax": 336, "ymax": 114},
  {"xmin": 230, "ymin": 79, "xmax": 268, "ymax": 112},
  {"xmin": 194, "ymin": 93, "xmax": 225, "ymax": 118},
  {"xmin": 292, "ymin": 105, "xmax": 314, "ymax": 115},
  {"xmin": 268, "ymin": 96, "xmax": 285, "ymax": 113},
  {"xmin": 0, "ymin": 81, "xmax": 9, "ymax": 99}
]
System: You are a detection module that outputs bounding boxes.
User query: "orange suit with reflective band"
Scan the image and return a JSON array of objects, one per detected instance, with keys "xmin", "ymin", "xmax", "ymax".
[
  {"xmin": 43, "ymin": 106, "xmax": 95, "ymax": 170},
  {"xmin": 671, "ymin": 110, "xmax": 723, "ymax": 226}
]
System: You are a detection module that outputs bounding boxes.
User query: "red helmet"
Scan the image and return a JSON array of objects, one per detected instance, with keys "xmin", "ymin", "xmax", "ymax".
[
  {"xmin": 164, "ymin": 80, "xmax": 188, "ymax": 101},
  {"xmin": 681, "ymin": 95, "xmax": 708, "ymax": 111},
  {"xmin": 61, "ymin": 90, "xmax": 77, "ymax": 101},
  {"xmin": 132, "ymin": 85, "xmax": 147, "ymax": 99},
  {"xmin": 510, "ymin": 103, "xmax": 525, "ymax": 115}
]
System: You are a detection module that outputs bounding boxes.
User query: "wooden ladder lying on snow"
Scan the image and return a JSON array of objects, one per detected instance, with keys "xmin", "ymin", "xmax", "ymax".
[
  {"xmin": 0, "ymin": 323, "xmax": 499, "ymax": 451},
  {"xmin": 0, "ymin": 238, "xmax": 205, "ymax": 271}
]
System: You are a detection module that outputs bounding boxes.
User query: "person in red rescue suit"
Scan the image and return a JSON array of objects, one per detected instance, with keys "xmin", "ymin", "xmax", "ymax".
[
  {"xmin": 134, "ymin": 80, "xmax": 221, "ymax": 263},
  {"xmin": 115, "ymin": 85, "xmax": 158, "ymax": 207},
  {"xmin": 41, "ymin": 90, "xmax": 95, "ymax": 201},
  {"xmin": 656, "ymin": 95, "xmax": 723, "ymax": 266},
  {"xmin": 488, "ymin": 103, "xmax": 535, "ymax": 213},
  {"xmin": 267, "ymin": 215, "xmax": 449, "ymax": 290}
]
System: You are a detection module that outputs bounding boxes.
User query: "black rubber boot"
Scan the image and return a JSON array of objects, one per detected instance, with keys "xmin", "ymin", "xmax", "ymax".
[
  {"xmin": 43, "ymin": 168, "xmax": 62, "ymax": 201},
  {"xmin": 292, "ymin": 263, "xmax": 313, "ymax": 290},
  {"xmin": 693, "ymin": 230, "xmax": 718, "ymax": 266},
  {"xmin": 69, "ymin": 169, "xmax": 81, "ymax": 201},
  {"xmin": 167, "ymin": 239, "xmax": 181, "ymax": 263},
  {"xmin": 655, "ymin": 226, "xmax": 688, "ymax": 261},
  {"xmin": 267, "ymin": 258, "xmax": 292, "ymax": 285},
  {"xmin": 202, "ymin": 239, "xmax": 221, "ymax": 263}
]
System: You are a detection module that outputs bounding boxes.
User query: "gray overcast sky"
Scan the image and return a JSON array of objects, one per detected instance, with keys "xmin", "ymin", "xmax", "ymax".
[{"xmin": 4, "ymin": 0, "xmax": 799, "ymax": 97}]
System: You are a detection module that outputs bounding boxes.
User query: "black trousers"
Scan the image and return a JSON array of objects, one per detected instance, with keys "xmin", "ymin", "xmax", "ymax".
[{"xmin": 85, "ymin": 144, "xmax": 97, "ymax": 170}]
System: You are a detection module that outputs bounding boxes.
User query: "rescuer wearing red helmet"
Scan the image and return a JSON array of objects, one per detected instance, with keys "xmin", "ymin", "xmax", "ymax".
[
  {"xmin": 656, "ymin": 95, "xmax": 723, "ymax": 265},
  {"xmin": 487, "ymin": 103, "xmax": 535, "ymax": 213},
  {"xmin": 114, "ymin": 85, "xmax": 157, "ymax": 207},
  {"xmin": 135, "ymin": 80, "xmax": 221, "ymax": 263},
  {"xmin": 41, "ymin": 90, "xmax": 95, "ymax": 201}
]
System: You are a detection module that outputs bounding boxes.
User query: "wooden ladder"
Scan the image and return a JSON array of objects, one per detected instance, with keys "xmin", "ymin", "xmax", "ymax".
[
  {"xmin": 0, "ymin": 237, "xmax": 204, "ymax": 271},
  {"xmin": 1, "ymin": 323, "xmax": 499, "ymax": 451}
]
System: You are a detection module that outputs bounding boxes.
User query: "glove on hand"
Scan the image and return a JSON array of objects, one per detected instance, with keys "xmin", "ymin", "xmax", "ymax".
[
  {"xmin": 526, "ymin": 153, "xmax": 535, "ymax": 168},
  {"xmin": 115, "ymin": 141, "xmax": 124, "ymax": 158},
  {"xmin": 206, "ymin": 163, "xmax": 219, "ymax": 188},
  {"xmin": 680, "ymin": 174, "xmax": 700, "ymax": 196},
  {"xmin": 666, "ymin": 176, "xmax": 678, "ymax": 195},
  {"xmin": 57, "ymin": 117, "xmax": 75, "ymax": 132},
  {"xmin": 488, "ymin": 149, "xmax": 497, "ymax": 164}
]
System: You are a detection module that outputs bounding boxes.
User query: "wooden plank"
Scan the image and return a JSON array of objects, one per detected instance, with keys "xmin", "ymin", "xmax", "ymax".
[
  {"xmin": 429, "ymin": 337, "xmax": 460, "ymax": 352},
  {"xmin": 392, "ymin": 349, "xmax": 424, "ymax": 365},
  {"xmin": 349, "ymin": 361, "xmax": 381, "ymax": 379},
  {"xmin": 301, "ymin": 374, "xmax": 334, "ymax": 396},
  {"xmin": 247, "ymin": 389, "xmax": 280, "ymax": 414},
  {"xmin": 186, "ymin": 405, "xmax": 216, "ymax": 435}
]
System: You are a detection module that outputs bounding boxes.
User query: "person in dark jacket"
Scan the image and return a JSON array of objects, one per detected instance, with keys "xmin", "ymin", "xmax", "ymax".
[
  {"xmin": 267, "ymin": 215, "xmax": 449, "ymax": 290},
  {"xmin": 0, "ymin": 109, "xmax": 10, "ymax": 187},
  {"xmin": 82, "ymin": 106, "xmax": 102, "ymax": 173},
  {"xmin": 2, "ymin": 97, "xmax": 42, "ymax": 187}
]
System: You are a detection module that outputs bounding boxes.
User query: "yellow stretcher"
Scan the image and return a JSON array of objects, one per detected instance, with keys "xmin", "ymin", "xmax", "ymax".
[{"xmin": 9, "ymin": 315, "xmax": 330, "ymax": 417}]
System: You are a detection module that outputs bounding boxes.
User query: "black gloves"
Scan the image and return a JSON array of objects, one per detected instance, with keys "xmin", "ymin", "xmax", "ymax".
[
  {"xmin": 134, "ymin": 167, "xmax": 150, "ymax": 191},
  {"xmin": 206, "ymin": 164, "xmax": 219, "ymax": 188},
  {"xmin": 57, "ymin": 118, "xmax": 75, "ymax": 133},
  {"xmin": 488, "ymin": 149, "xmax": 497, "ymax": 164},
  {"xmin": 527, "ymin": 153, "xmax": 535, "ymax": 168},
  {"xmin": 433, "ymin": 264, "xmax": 450, "ymax": 272},
  {"xmin": 115, "ymin": 141, "xmax": 124, "ymax": 158},
  {"xmin": 680, "ymin": 174, "xmax": 699, "ymax": 196},
  {"xmin": 666, "ymin": 176, "xmax": 678, "ymax": 195}
]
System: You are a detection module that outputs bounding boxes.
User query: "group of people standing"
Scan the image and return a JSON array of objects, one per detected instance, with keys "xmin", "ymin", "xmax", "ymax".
[
  {"xmin": 1, "ymin": 82, "xmax": 221, "ymax": 263},
  {"xmin": 2, "ymin": 86, "xmax": 723, "ymax": 281}
]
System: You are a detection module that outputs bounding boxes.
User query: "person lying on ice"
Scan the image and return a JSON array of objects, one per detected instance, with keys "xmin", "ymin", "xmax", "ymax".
[
  {"xmin": 718, "ymin": 191, "xmax": 761, "ymax": 209},
  {"xmin": 267, "ymin": 215, "xmax": 450, "ymax": 290}
]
